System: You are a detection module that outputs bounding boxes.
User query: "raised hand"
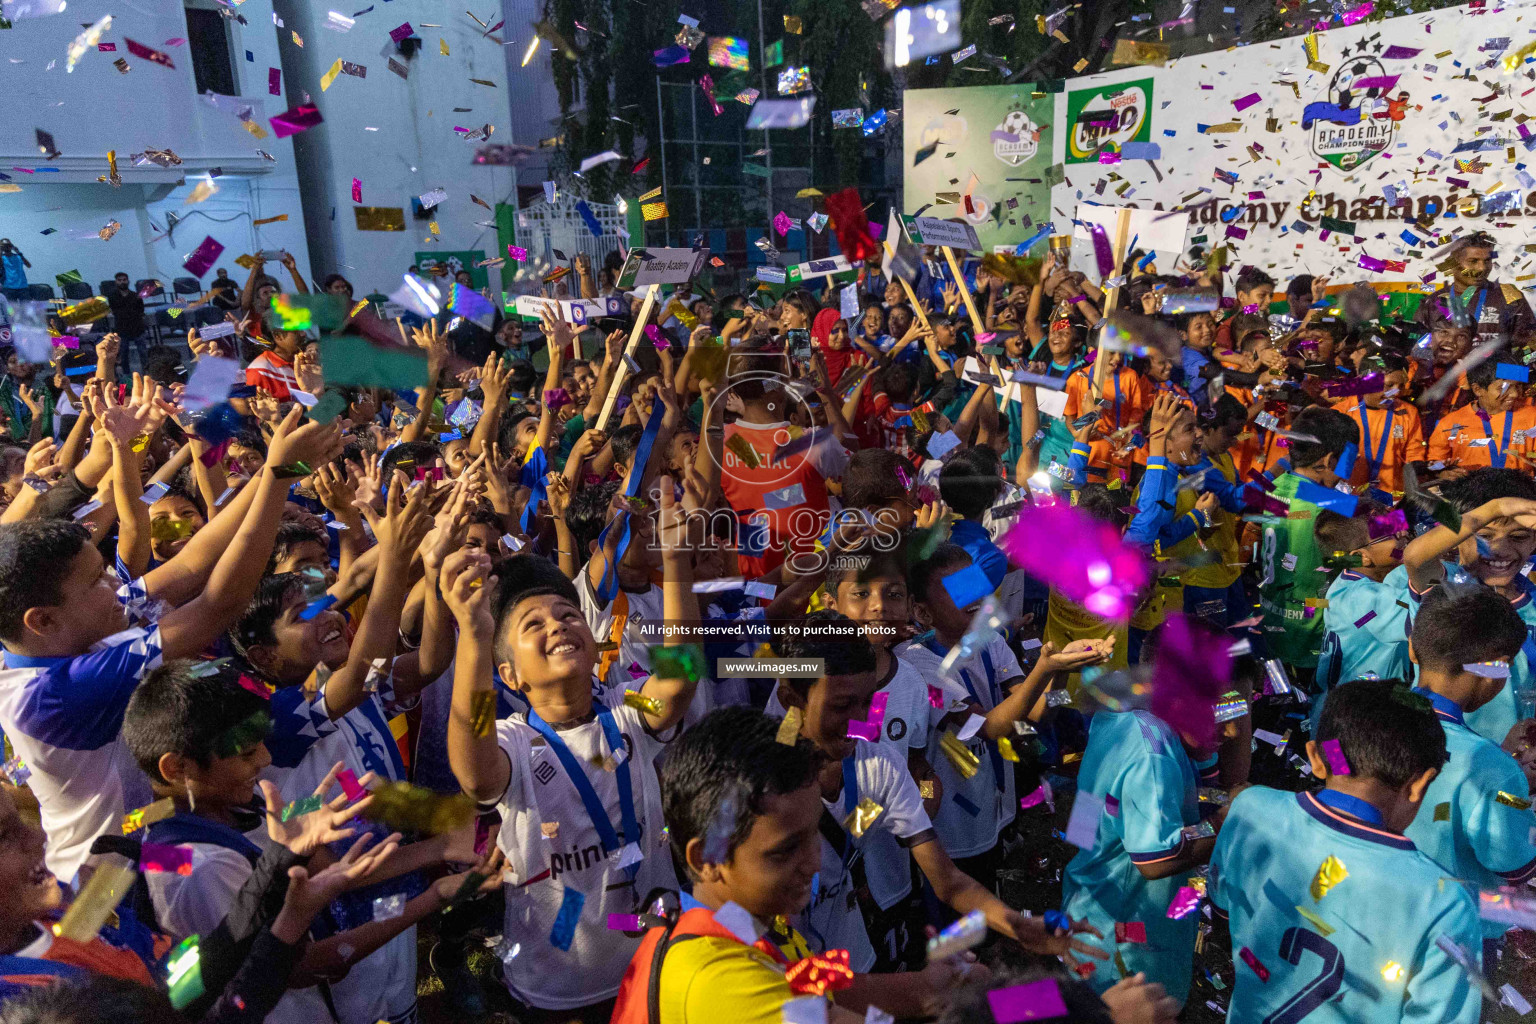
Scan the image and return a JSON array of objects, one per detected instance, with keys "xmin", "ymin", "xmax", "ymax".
[
  {"xmin": 259, "ymin": 761, "xmax": 381, "ymax": 858},
  {"xmin": 294, "ymin": 348, "xmax": 325, "ymax": 396},
  {"xmin": 265, "ymin": 404, "xmax": 345, "ymax": 471},
  {"xmin": 440, "ymin": 547, "xmax": 496, "ymax": 632},
  {"xmin": 283, "ymin": 830, "xmax": 402, "ymax": 917},
  {"xmin": 346, "ymin": 452, "xmax": 385, "ymax": 512}
]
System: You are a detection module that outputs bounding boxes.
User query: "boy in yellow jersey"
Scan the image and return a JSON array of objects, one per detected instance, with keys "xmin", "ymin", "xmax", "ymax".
[
  {"xmin": 1182, "ymin": 395, "xmax": 1253, "ymax": 628},
  {"xmin": 1042, "ymin": 484, "xmax": 1130, "ymax": 681},
  {"xmin": 612, "ymin": 706, "xmax": 960, "ymax": 1024}
]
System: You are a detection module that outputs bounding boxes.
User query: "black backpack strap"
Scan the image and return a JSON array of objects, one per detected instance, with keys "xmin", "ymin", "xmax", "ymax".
[{"xmin": 645, "ymin": 913, "xmax": 683, "ymax": 1024}]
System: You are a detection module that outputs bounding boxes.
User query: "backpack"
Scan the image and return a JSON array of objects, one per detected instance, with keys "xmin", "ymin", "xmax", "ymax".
[{"xmin": 609, "ymin": 903, "xmax": 789, "ymax": 1024}]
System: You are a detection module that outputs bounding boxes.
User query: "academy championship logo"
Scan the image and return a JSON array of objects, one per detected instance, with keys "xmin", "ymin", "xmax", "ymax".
[
  {"xmin": 1308, "ymin": 50, "xmax": 1397, "ymax": 171},
  {"xmin": 993, "ymin": 105, "xmax": 1039, "ymax": 166}
]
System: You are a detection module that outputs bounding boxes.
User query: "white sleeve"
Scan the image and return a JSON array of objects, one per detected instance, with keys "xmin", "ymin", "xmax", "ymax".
[
  {"xmin": 988, "ymin": 635, "xmax": 1025, "ymax": 684},
  {"xmin": 865, "ymin": 745, "xmax": 933, "ymax": 841},
  {"xmin": 156, "ymin": 849, "xmax": 255, "ymax": 940}
]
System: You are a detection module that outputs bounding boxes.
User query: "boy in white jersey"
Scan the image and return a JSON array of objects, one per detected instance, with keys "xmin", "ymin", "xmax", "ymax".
[
  {"xmin": 898, "ymin": 544, "xmax": 1115, "ymax": 877},
  {"xmin": 442, "ymin": 473, "xmax": 702, "ymax": 1024},
  {"xmin": 771, "ymin": 612, "xmax": 1106, "ymax": 999},
  {"xmin": 0, "ymin": 406, "xmax": 343, "ymax": 883},
  {"xmin": 1210, "ymin": 678, "xmax": 1483, "ymax": 1024}
]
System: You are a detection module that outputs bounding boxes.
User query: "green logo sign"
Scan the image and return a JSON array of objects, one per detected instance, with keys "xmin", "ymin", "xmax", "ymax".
[{"xmin": 1064, "ymin": 77, "xmax": 1154, "ymax": 164}]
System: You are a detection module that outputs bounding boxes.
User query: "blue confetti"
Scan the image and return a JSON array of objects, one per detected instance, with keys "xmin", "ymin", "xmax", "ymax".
[
  {"xmin": 550, "ymin": 886, "xmax": 584, "ymax": 951},
  {"xmin": 298, "ymin": 595, "xmax": 339, "ymax": 621}
]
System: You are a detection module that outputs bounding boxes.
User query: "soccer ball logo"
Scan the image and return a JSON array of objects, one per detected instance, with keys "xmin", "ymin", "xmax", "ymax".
[
  {"xmin": 1001, "ymin": 109, "xmax": 1031, "ymax": 135},
  {"xmin": 443, "ymin": 255, "xmax": 466, "ymax": 276}
]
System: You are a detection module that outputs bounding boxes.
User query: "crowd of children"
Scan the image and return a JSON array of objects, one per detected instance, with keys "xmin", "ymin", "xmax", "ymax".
[{"xmin": 0, "ymin": 228, "xmax": 1534, "ymax": 1024}]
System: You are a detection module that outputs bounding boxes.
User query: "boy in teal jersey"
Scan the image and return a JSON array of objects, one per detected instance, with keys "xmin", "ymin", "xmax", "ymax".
[
  {"xmin": 1060, "ymin": 701, "xmax": 1220, "ymax": 1007},
  {"xmin": 1403, "ymin": 586, "xmax": 1536, "ymax": 940},
  {"xmin": 1256, "ymin": 407, "xmax": 1360, "ymax": 671},
  {"xmin": 1403, "ymin": 469, "xmax": 1536, "ymax": 743},
  {"xmin": 1210, "ymin": 678, "xmax": 1483, "ymax": 1024},
  {"xmin": 1313, "ymin": 502, "xmax": 1412, "ymax": 728}
]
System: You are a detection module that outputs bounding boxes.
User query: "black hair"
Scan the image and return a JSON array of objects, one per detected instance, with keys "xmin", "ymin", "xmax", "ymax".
[
  {"xmin": 877, "ymin": 363, "xmax": 916, "ymax": 405},
  {"xmin": 228, "ymin": 572, "xmax": 307, "ymax": 674},
  {"xmin": 1313, "ymin": 498, "xmax": 1390, "ymax": 557},
  {"xmin": 827, "ymin": 537, "xmax": 908, "ymax": 589},
  {"xmin": 938, "ymin": 965, "xmax": 1114, "ymax": 1024},
  {"xmin": 1444, "ymin": 467, "xmax": 1536, "ymax": 514},
  {"xmin": 909, "ymin": 543, "xmax": 973, "ymax": 606},
  {"xmin": 565, "ymin": 478, "xmax": 621, "ymax": 558},
  {"xmin": 1314, "ymin": 678, "xmax": 1447, "ymax": 789},
  {"xmin": 491, "ymin": 553, "xmax": 582, "ymax": 668},
  {"xmin": 609, "ymin": 424, "xmax": 645, "ymax": 472},
  {"xmin": 659, "ymin": 705, "xmax": 821, "ymax": 877},
  {"xmin": 268, "ymin": 521, "xmax": 329, "ymax": 573},
  {"xmin": 0, "ymin": 975, "xmax": 182, "ymax": 1024},
  {"xmin": 770, "ymin": 610, "xmax": 877, "ymax": 701},
  {"xmin": 1204, "ymin": 392, "xmax": 1248, "ymax": 431},
  {"xmin": 938, "ymin": 446, "xmax": 1004, "ymax": 520},
  {"xmin": 498, "ymin": 409, "xmax": 538, "ymax": 454},
  {"xmin": 123, "ymin": 660, "xmax": 271, "ymax": 783},
  {"xmin": 1235, "ymin": 266, "xmax": 1276, "ymax": 294},
  {"xmin": 508, "ymin": 359, "xmax": 537, "ymax": 395},
  {"xmin": 1287, "ymin": 407, "xmax": 1358, "ymax": 469},
  {"xmin": 321, "ymin": 273, "xmax": 353, "ymax": 294},
  {"xmin": 141, "ymin": 346, "xmax": 185, "ymax": 388},
  {"xmin": 0, "ymin": 520, "xmax": 91, "ymax": 644},
  {"xmin": 1412, "ymin": 583, "xmax": 1528, "ymax": 673},
  {"xmin": 1073, "ymin": 483, "xmax": 1128, "ymax": 530},
  {"xmin": 381, "ymin": 440, "xmax": 441, "ymax": 481},
  {"xmin": 1229, "ymin": 314, "xmax": 1270, "ymax": 348},
  {"xmin": 842, "ymin": 448, "xmax": 910, "ymax": 510},
  {"xmin": 1287, "ymin": 274, "xmax": 1316, "ymax": 300},
  {"xmin": 151, "ymin": 477, "xmax": 206, "ymax": 519},
  {"xmin": 231, "ymin": 426, "xmax": 268, "ymax": 457},
  {"xmin": 1465, "ymin": 348, "xmax": 1512, "ymax": 390}
]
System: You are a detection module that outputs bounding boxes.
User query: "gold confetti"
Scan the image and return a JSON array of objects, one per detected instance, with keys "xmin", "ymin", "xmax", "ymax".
[
  {"xmin": 470, "ymin": 690, "xmax": 496, "ymax": 739},
  {"xmin": 1496, "ymin": 791, "xmax": 1532, "ymax": 810},
  {"xmin": 54, "ymin": 856, "xmax": 137, "ymax": 942},
  {"xmin": 441, "ymin": 38, "xmax": 449, "ymax": 56},
  {"xmin": 242, "ymin": 119, "xmax": 269, "ymax": 139},
  {"xmin": 321, "ymin": 58, "xmax": 343, "ymax": 91},
  {"xmin": 1382, "ymin": 961, "xmax": 1404, "ymax": 983},
  {"xmin": 624, "ymin": 690, "xmax": 665, "ymax": 716},
  {"xmin": 1073, "ymin": 58, "xmax": 1089, "ymax": 72},
  {"xmin": 121, "ymin": 797, "xmax": 174, "ymax": 835},
  {"xmin": 725, "ymin": 433, "xmax": 761, "ymax": 470},
  {"xmin": 776, "ymin": 706, "xmax": 803, "ymax": 745},
  {"xmin": 939, "ymin": 732, "xmax": 980, "ymax": 779},
  {"xmin": 252, "ymin": 214, "xmax": 288, "ymax": 226},
  {"xmin": 1434, "ymin": 802, "xmax": 1450, "ymax": 821},
  {"xmin": 1295, "ymin": 905, "xmax": 1334, "ymax": 936},
  {"xmin": 1307, "ymin": 60, "xmax": 1330, "ymax": 73},
  {"xmin": 641, "ymin": 200, "xmax": 669, "ymax": 221},
  {"xmin": 783, "ymin": 14, "xmax": 802, "ymax": 33},
  {"xmin": 1111, "ymin": 38, "xmax": 1169, "ymax": 66},
  {"xmin": 291, "ymin": 30, "xmax": 303, "ymax": 47},
  {"xmin": 1303, "ymin": 32, "xmax": 1318, "ymax": 63},
  {"xmin": 918, "ymin": 779, "xmax": 936, "ymax": 799},
  {"xmin": 1310, "ymin": 855, "xmax": 1348, "ymax": 901},
  {"xmin": 540, "ymin": 821, "xmax": 559, "ymax": 839},
  {"xmin": 843, "ymin": 798, "xmax": 883, "ymax": 838},
  {"xmin": 997, "ymin": 737, "xmax": 1020, "ymax": 762}
]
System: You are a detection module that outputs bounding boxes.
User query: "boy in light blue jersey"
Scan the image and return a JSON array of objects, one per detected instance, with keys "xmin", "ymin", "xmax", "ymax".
[
  {"xmin": 1312, "ymin": 502, "xmax": 1412, "ymax": 730},
  {"xmin": 1210, "ymin": 678, "xmax": 1482, "ymax": 1024},
  {"xmin": 1403, "ymin": 586, "xmax": 1536, "ymax": 942},
  {"xmin": 1403, "ymin": 469, "xmax": 1536, "ymax": 744},
  {"xmin": 1060, "ymin": 700, "xmax": 1216, "ymax": 1007}
]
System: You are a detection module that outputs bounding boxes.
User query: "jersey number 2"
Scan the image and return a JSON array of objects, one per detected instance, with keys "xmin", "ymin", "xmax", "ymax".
[{"xmin": 1262, "ymin": 927, "xmax": 1345, "ymax": 1024}]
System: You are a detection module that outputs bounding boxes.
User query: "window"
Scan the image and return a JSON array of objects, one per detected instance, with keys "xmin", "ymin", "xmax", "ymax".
[{"xmin": 185, "ymin": 6, "xmax": 236, "ymax": 96}]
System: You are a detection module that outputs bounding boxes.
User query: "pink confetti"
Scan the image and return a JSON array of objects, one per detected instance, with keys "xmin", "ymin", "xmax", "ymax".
[
  {"xmin": 986, "ymin": 980, "xmax": 1069, "ymax": 1024},
  {"xmin": 140, "ymin": 842, "xmax": 193, "ymax": 875},
  {"xmin": 773, "ymin": 211, "xmax": 793, "ymax": 237},
  {"xmin": 351, "ymin": 178, "xmax": 362, "ymax": 203},
  {"xmin": 269, "ymin": 104, "xmax": 323, "ymax": 139},
  {"xmin": 97, "ymin": 42, "xmax": 116, "ymax": 51},
  {"xmin": 1367, "ymin": 509, "xmax": 1407, "ymax": 540},
  {"xmin": 268, "ymin": 67, "xmax": 282, "ymax": 96},
  {"xmin": 927, "ymin": 684, "xmax": 945, "ymax": 708},
  {"xmin": 608, "ymin": 913, "xmax": 641, "ymax": 931},
  {"xmin": 337, "ymin": 768, "xmax": 367, "ymax": 802},
  {"xmin": 389, "ymin": 22, "xmax": 414, "ymax": 42},
  {"xmin": 1232, "ymin": 92, "xmax": 1261, "ymax": 111},
  {"xmin": 1148, "ymin": 614, "xmax": 1233, "ymax": 750},
  {"xmin": 1382, "ymin": 44, "xmax": 1420, "ymax": 59},
  {"xmin": 1353, "ymin": 74, "xmax": 1399, "ymax": 90},
  {"xmin": 1240, "ymin": 946, "xmax": 1271, "ymax": 982},
  {"xmin": 1340, "ymin": 1, "xmax": 1373, "ymax": 24},
  {"xmin": 182, "ymin": 236, "xmax": 225, "ymax": 278},
  {"xmin": 865, "ymin": 692, "xmax": 888, "ymax": 729},
  {"xmin": 1321, "ymin": 738, "xmax": 1351, "ymax": 775},
  {"xmin": 474, "ymin": 815, "xmax": 494, "ymax": 857},
  {"xmin": 1167, "ymin": 886, "xmax": 1201, "ymax": 919},
  {"xmin": 1115, "ymin": 921, "xmax": 1147, "ymax": 943},
  {"xmin": 999, "ymin": 504, "xmax": 1149, "ymax": 623},
  {"xmin": 507, "ymin": 245, "xmax": 527, "ymax": 261},
  {"xmin": 1020, "ymin": 780, "xmax": 1054, "ymax": 812}
]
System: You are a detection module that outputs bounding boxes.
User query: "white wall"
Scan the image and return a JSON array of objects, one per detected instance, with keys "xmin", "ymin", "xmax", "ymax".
[
  {"xmin": 0, "ymin": 0, "xmax": 310, "ymax": 293},
  {"xmin": 277, "ymin": 0, "xmax": 520, "ymax": 298}
]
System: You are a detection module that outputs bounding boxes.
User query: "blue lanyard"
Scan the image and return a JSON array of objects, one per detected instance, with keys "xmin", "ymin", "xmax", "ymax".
[
  {"xmin": 1477, "ymin": 408, "xmax": 1514, "ymax": 469},
  {"xmin": 593, "ymin": 402, "xmax": 667, "ymax": 604},
  {"xmin": 926, "ymin": 638, "xmax": 1007, "ymax": 793},
  {"xmin": 526, "ymin": 707, "xmax": 639, "ymax": 858},
  {"xmin": 842, "ymin": 756, "xmax": 858, "ymax": 815},
  {"xmin": 1355, "ymin": 399, "xmax": 1393, "ymax": 482},
  {"xmin": 1314, "ymin": 788, "xmax": 1385, "ymax": 826},
  {"xmin": 1112, "ymin": 372, "xmax": 1122, "ymax": 426}
]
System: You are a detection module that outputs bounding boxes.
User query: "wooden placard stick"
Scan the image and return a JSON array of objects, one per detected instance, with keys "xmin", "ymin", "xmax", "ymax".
[
  {"xmin": 1090, "ymin": 207, "xmax": 1135, "ymax": 402},
  {"xmin": 595, "ymin": 282, "xmax": 661, "ymax": 431}
]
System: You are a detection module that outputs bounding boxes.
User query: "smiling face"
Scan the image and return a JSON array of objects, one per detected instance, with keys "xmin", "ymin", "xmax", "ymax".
[
  {"xmin": 862, "ymin": 306, "xmax": 885, "ymax": 338},
  {"xmin": 172, "ymin": 738, "xmax": 272, "ymax": 816},
  {"xmin": 1454, "ymin": 245, "xmax": 1493, "ymax": 289},
  {"xmin": 1457, "ymin": 516, "xmax": 1536, "ymax": 590},
  {"xmin": 829, "ymin": 576, "xmax": 910, "ymax": 642},
  {"xmin": 496, "ymin": 594, "xmax": 598, "ymax": 697},
  {"xmin": 148, "ymin": 494, "xmax": 205, "ymax": 561},
  {"xmin": 1431, "ymin": 326, "xmax": 1473, "ymax": 368},
  {"xmin": 256, "ymin": 589, "xmax": 351, "ymax": 684},
  {"xmin": 691, "ymin": 782, "xmax": 823, "ymax": 921},
  {"xmin": 827, "ymin": 321, "xmax": 851, "ymax": 351},
  {"xmin": 1184, "ymin": 312, "xmax": 1215, "ymax": 351},
  {"xmin": 1163, "ymin": 406, "xmax": 1201, "ymax": 466},
  {"xmin": 1475, "ymin": 378, "xmax": 1522, "ymax": 414},
  {"xmin": 781, "ymin": 670, "xmax": 880, "ymax": 761},
  {"xmin": 29, "ymin": 544, "xmax": 130, "ymax": 653},
  {"xmin": 0, "ymin": 787, "xmax": 62, "ymax": 931},
  {"xmin": 888, "ymin": 306, "xmax": 912, "ymax": 338}
]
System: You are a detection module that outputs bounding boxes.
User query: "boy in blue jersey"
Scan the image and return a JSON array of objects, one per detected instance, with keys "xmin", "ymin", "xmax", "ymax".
[
  {"xmin": 0, "ymin": 407, "xmax": 345, "ymax": 884},
  {"xmin": 1313, "ymin": 501, "xmax": 1412, "ymax": 728},
  {"xmin": 1402, "ymin": 468, "xmax": 1536, "ymax": 744},
  {"xmin": 1059, "ymin": 661, "xmax": 1226, "ymax": 1008},
  {"xmin": 938, "ymin": 446, "xmax": 1010, "ymax": 590},
  {"xmin": 1402, "ymin": 587, "xmax": 1536, "ymax": 945},
  {"xmin": 1210, "ymin": 678, "xmax": 1483, "ymax": 1024}
]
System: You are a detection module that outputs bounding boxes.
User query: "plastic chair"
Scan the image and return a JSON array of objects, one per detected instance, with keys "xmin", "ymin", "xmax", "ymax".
[
  {"xmin": 61, "ymin": 281, "xmax": 93, "ymax": 300},
  {"xmin": 172, "ymin": 277, "xmax": 201, "ymax": 298},
  {"xmin": 25, "ymin": 284, "xmax": 52, "ymax": 301}
]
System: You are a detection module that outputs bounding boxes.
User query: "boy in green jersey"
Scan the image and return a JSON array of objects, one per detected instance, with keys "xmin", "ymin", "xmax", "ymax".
[{"xmin": 1255, "ymin": 407, "xmax": 1360, "ymax": 670}]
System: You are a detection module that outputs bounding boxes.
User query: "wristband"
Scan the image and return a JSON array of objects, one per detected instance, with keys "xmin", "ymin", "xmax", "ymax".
[
  {"xmin": 1069, "ymin": 294, "xmax": 1088, "ymax": 305},
  {"xmin": 270, "ymin": 461, "xmax": 311, "ymax": 479}
]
